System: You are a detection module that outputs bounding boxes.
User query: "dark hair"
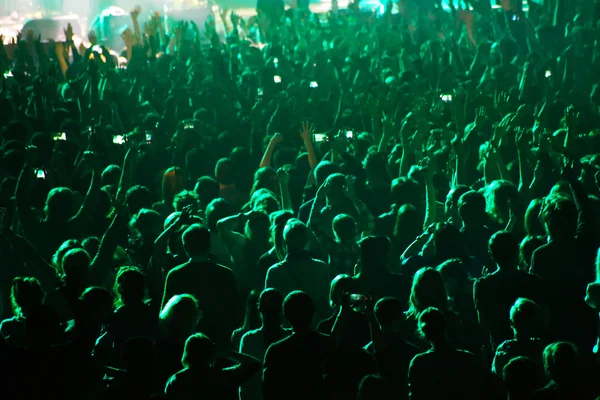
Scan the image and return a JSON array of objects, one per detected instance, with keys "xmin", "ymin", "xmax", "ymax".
[
  {"xmin": 391, "ymin": 177, "xmax": 420, "ymax": 207},
  {"xmin": 502, "ymin": 357, "xmax": 541, "ymax": 398},
  {"xmin": 358, "ymin": 236, "xmax": 392, "ymax": 274},
  {"xmin": 314, "ymin": 161, "xmax": 341, "ymax": 187},
  {"xmin": 162, "ymin": 167, "xmax": 186, "ymax": 205},
  {"xmin": 374, "ymin": 297, "xmax": 403, "ymax": 328},
  {"xmin": 520, "ymin": 236, "xmax": 545, "ymax": 270},
  {"xmin": 250, "ymin": 167, "xmax": 278, "ymax": 197},
  {"xmin": 510, "ymin": 298, "xmax": 542, "ymax": 338},
  {"xmin": 432, "ymin": 223, "xmax": 467, "ymax": 262},
  {"xmin": 407, "ymin": 268, "xmax": 448, "ymax": 319},
  {"xmin": 182, "ymin": 224, "xmax": 211, "ymax": 256},
  {"xmin": 270, "ymin": 211, "xmax": 294, "ymax": 261},
  {"xmin": 194, "ymin": 176, "xmax": 219, "ymax": 205},
  {"xmin": 11, "ymin": 277, "xmax": 44, "ymax": 318},
  {"xmin": 540, "ymin": 196, "xmax": 577, "ymax": 240},
  {"xmin": 543, "ymin": 342, "xmax": 579, "ymax": 385},
  {"xmin": 239, "ymin": 290, "xmax": 261, "ymax": 334},
  {"xmin": 489, "ymin": 231, "xmax": 518, "ymax": 268},
  {"xmin": 283, "ymin": 219, "xmax": 309, "ymax": 252},
  {"xmin": 173, "ymin": 190, "xmax": 199, "ymax": 212},
  {"xmin": 283, "ymin": 291, "xmax": 314, "ymax": 330},
  {"xmin": 114, "ymin": 267, "xmax": 147, "ymax": 307},
  {"xmin": 418, "ymin": 307, "xmax": 447, "ymax": 341},
  {"xmin": 524, "ymin": 199, "xmax": 545, "ymax": 237},
  {"xmin": 126, "ymin": 185, "xmax": 153, "ymax": 215},
  {"xmin": 358, "ymin": 374, "xmax": 393, "ymax": 400},
  {"xmin": 205, "ymin": 198, "xmax": 232, "ymax": 232},
  {"xmin": 259, "ymin": 288, "xmax": 284, "ymax": 348},
  {"xmin": 458, "ymin": 190, "xmax": 487, "ymax": 223},
  {"xmin": 332, "ymin": 214, "xmax": 356, "ymax": 241},
  {"xmin": 215, "ymin": 158, "xmax": 237, "ymax": 185}
]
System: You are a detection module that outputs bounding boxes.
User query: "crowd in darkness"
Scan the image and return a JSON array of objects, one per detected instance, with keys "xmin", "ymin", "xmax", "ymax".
[{"xmin": 2, "ymin": 0, "xmax": 600, "ymax": 398}]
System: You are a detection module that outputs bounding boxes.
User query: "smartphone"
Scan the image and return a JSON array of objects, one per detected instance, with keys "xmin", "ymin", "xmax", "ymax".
[
  {"xmin": 3, "ymin": 71, "xmax": 13, "ymax": 78},
  {"xmin": 440, "ymin": 94, "xmax": 453, "ymax": 102},
  {"xmin": 53, "ymin": 132, "xmax": 67, "ymax": 141},
  {"xmin": 92, "ymin": 45, "xmax": 103, "ymax": 54},
  {"xmin": 345, "ymin": 130, "xmax": 354, "ymax": 140},
  {"xmin": 512, "ymin": 15, "xmax": 519, "ymax": 22},
  {"xmin": 274, "ymin": 75, "xmax": 282, "ymax": 83},
  {"xmin": 273, "ymin": 57, "xmax": 279, "ymax": 68},
  {"xmin": 310, "ymin": 81, "xmax": 318, "ymax": 88},
  {"xmin": 145, "ymin": 132, "xmax": 153, "ymax": 144},
  {"xmin": 545, "ymin": 70, "xmax": 552, "ymax": 78},
  {"xmin": 113, "ymin": 135, "xmax": 126, "ymax": 145},
  {"xmin": 257, "ymin": 87, "xmax": 264, "ymax": 101},
  {"xmin": 313, "ymin": 133, "xmax": 328, "ymax": 142},
  {"xmin": 35, "ymin": 169, "xmax": 46, "ymax": 179},
  {"xmin": 183, "ymin": 120, "xmax": 195, "ymax": 130}
]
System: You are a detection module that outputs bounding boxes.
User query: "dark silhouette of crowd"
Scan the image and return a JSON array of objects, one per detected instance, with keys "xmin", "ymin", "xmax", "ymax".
[{"xmin": 1, "ymin": 0, "xmax": 600, "ymax": 398}]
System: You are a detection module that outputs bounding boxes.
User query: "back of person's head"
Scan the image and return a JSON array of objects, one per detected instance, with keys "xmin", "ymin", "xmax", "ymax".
[
  {"xmin": 122, "ymin": 336, "xmax": 155, "ymax": 374},
  {"xmin": 52, "ymin": 239, "xmax": 83, "ymax": 270},
  {"xmin": 83, "ymin": 236, "xmax": 101, "ymax": 260},
  {"xmin": 393, "ymin": 204, "xmax": 421, "ymax": 240},
  {"xmin": 510, "ymin": 298, "xmax": 542, "ymax": 339},
  {"xmin": 543, "ymin": 342, "xmax": 579, "ymax": 385},
  {"xmin": 418, "ymin": 307, "xmax": 447, "ymax": 342},
  {"xmin": 325, "ymin": 173, "xmax": 347, "ymax": 201},
  {"xmin": 114, "ymin": 267, "xmax": 146, "ymax": 307},
  {"xmin": 358, "ymin": 236, "xmax": 392, "ymax": 273},
  {"xmin": 519, "ymin": 236, "xmax": 545, "ymax": 270},
  {"xmin": 269, "ymin": 210, "xmax": 294, "ymax": 261},
  {"xmin": 258, "ymin": 288, "xmax": 284, "ymax": 321},
  {"xmin": 503, "ymin": 357, "xmax": 541, "ymax": 400},
  {"xmin": 391, "ymin": 177, "xmax": 420, "ymax": 207},
  {"xmin": 364, "ymin": 152, "xmax": 389, "ymax": 179},
  {"xmin": 314, "ymin": 161, "xmax": 341, "ymax": 187},
  {"xmin": 182, "ymin": 224, "xmax": 211, "ymax": 256},
  {"xmin": 160, "ymin": 294, "xmax": 201, "ymax": 339},
  {"xmin": 332, "ymin": 214, "xmax": 356, "ymax": 242},
  {"xmin": 45, "ymin": 187, "xmax": 75, "ymax": 221},
  {"xmin": 101, "ymin": 164, "xmax": 122, "ymax": 187},
  {"xmin": 79, "ymin": 286, "xmax": 114, "ymax": 325},
  {"xmin": 283, "ymin": 219, "xmax": 308, "ymax": 253},
  {"xmin": 215, "ymin": 158, "xmax": 237, "ymax": 185},
  {"xmin": 61, "ymin": 248, "xmax": 90, "ymax": 282},
  {"xmin": 246, "ymin": 211, "xmax": 271, "ymax": 243},
  {"xmin": 524, "ymin": 198, "xmax": 545, "ymax": 237},
  {"xmin": 374, "ymin": 297, "xmax": 403, "ymax": 329},
  {"xmin": 126, "ymin": 185, "xmax": 153, "ymax": 215},
  {"xmin": 436, "ymin": 258, "xmax": 471, "ymax": 294},
  {"xmin": 484, "ymin": 180, "xmax": 519, "ymax": 223},
  {"xmin": 458, "ymin": 190, "xmax": 487, "ymax": 224},
  {"xmin": 130, "ymin": 208, "xmax": 162, "ymax": 238},
  {"xmin": 329, "ymin": 274, "xmax": 356, "ymax": 308},
  {"xmin": 182, "ymin": 333, "xmax": 217, "ymax": 368},
  {"xmin": 251, "ymin": 191, "xmax": 281, "ymax": 214},
  {"xmin": 540, "ymin": 195, "xmax": 578, "ymax": 240},
  {"xmin": 194, "ymin": 176, "xmax": 219, "ymax": 205},
  {"xmin": 11, "ymin": 277, "xmax": 44, "ymax": 318},
  {"xmin": 205, "ymin": 198, "xmax": 232, "ymax": 232},
  {"xmin": 162, "ymin": 167, "xmax": 186, "ymax": 203},
  {"xmin": 357, "ymin": 374, "xmax": 393, "ymax": 400},
  {"xmin": 251, "ymin": 167, "xmax": 278, "ymax": 195},
  {"xmin": 283, "ymin": 291, "xmax": 314, "ymax": 330},
  {"xmin": 173, "ymin": 190, "xmax": 199, "ymax": 212},
  {"xmin": 408, "ymin": 267, "xmax": 448, "ymax": 319},
  {"xmin": 489, "ymin": 231, "xmax": 519, "ymax": 268}
]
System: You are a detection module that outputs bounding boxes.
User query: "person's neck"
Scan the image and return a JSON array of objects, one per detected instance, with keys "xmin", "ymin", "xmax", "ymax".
[
  {"xmin": 189, "ymin": 254, "xmax": 210, "ymax": 263},
  {"xmin": 496, "ymin": 263, "xmax": 518, "ymax": 273}
]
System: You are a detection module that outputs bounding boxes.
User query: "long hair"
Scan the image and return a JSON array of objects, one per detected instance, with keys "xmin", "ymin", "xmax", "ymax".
[
  {"xmin": 270, "ymin": 211, "xmax": 294, "ymax": 261},
  {"xmin": 239, "ymin": 290, "xmax": 261, "ymax": 333},
  {"xmin": 406, "ymin": 267, "xmax": 449, "ymax": 320},
  {"xmin": 11, "ymin": 277, "xmax": 44, "ymax": 318},
  {"xmin": 161, "ymin": 167, "xmax": 186, "ymax": 205},
  {"xmin": 259, "ymin": 289, "xmax": 284, "ymax": 348}
]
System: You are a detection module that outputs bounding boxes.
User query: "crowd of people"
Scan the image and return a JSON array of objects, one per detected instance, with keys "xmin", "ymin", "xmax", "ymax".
[{"xmin": 0, "ymin": 0, "xmax": 600, "ymax": 398}]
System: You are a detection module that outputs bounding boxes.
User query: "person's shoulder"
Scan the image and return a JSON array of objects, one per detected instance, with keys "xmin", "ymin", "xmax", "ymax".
[
  {"xmin": 167, "ymin": 262, "xmax": 190, "ymax": 276},
  {"xmin": 495, "ymin": 339, "xmax": 516, "ymax": 353},
  {"xmin": 241, "ymin": 328, "xmax": 262, "ymax": 344}
]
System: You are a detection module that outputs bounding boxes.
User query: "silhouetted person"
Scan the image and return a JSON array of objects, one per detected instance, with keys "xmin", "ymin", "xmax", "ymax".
[
  {"xmin": 503, "ymin": 356, "xmax": 543, "ymax": 400},
  {"xmin": 161, "ymin": 224, "xmax": 242, "ymax": 347},
  {"xmin": 165, "ymin": 333, "xmax": 261, "ymax": 400},
  {"xmin": 408, "ymin": 307, "xmax": 484, "ymax": 400},
  {"xmin": 357, "ymin": 374, "xmax": 394, "ymax": 400},
  {"xmin": 530, "ymin": 177, "xmax": 598, "ymax": 353},
  {"xmin": 493, "ymin": 298, "xmax": 545, "ymax": 377},
  {"xmin": 239, "ymin": 289, "xmax": 290, "ymax": 400},
  {"xmin": 474, "ymin": 231, "xmax": 543, "ymax": 348},
  {"xmin": 0, "ymin": 277, "xmax": 45, "ymax": 348},
  {"xmin": 265, "ymin": 220, "xmax": 330, "ymax": 321},
  {"xmin": 458, "ymin": 190, "xmax": 495, "ymax": 270},
  {"xmin": 263, "ymin": 291, "xmax": 335, "ymax": 400}
]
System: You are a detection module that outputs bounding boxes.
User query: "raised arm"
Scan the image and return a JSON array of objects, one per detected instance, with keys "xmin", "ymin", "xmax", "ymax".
[
  {"xmin": 217, "ymin": 213, "xmax": 250, "ymax": 262},
  {"xmin": 15, "ymin": 146, "xmax": 39, "ymax": 234},
  {"xmin": 71, "ymin": 151, "xmax": 102, "ymax": 226},
  {"xmin": 259, "ymin": 134, "xmax": 284, "ymax": 169},
  {"xmin": 277, "ymin": 169, "xmax": 293, "ymax": 212}
]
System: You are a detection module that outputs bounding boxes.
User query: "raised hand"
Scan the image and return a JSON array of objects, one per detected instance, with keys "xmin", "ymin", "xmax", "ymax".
[
  {"xmin": 270, "ymin": 133, "xmax": 284, "ymax": 145},
  {"xmin": 475, "ymin": 106, "xmax": 488, "ymax": 126},
  {"xmin": 299, "ymin": 121, "xmax": 315, "ymax": 142},
  {"xmin": 565, "ymin": 105, "xmax": 579, "ymax": 132},
  {"xmin": 277, "ymin": 168, "xmax": 290, "ymax": 186},
  {"xmin": 88, "ymin": 30, "xmax": 98, "ymax": 45},
  {"xmin": 64, "ymin": 23, "xmax": 74, "ymax": 43},
  {"xmin": 130, "ymin": 5, "xmax": 142, "ymax": 20}
]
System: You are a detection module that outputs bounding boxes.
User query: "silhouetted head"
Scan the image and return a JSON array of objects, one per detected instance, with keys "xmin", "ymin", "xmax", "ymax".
[
  {"xmin": 61, "ymin": 248, "xmax": 90, "ymax": 285},
  {"xmin": 329, "ymin": 274, "xmax": 355, "ymax": 308},
  {"xmin": 283, "ymin": 291, "xmax": 314, "ymax": 331},
  {"xmin": 458, "ymin": 190, "xmax": 487, "ymax": 225},
  {"xmin": 101, "ymin": 164, "xmax": 122, "ymax": 187},
  {"xmin": 182, "ymin": 333, "xmax": 217, "ymax": 369},
  {"xmin": 445, "ymin": 185, "xmax": 470, "ymax": 220},
  {"xmin": 162, "ymin": 167, "xmax": 186, "ymax": 204},
  {"xmin": 358, "ymin": 236, "xmax": 392, "ymax": 274},
  {"xmin": 283, "ymin": 219, "xmax": 309, "ymax": 253},
  {"xmin": 114, "ymin": 267, "xmax": 146, "ymax": 307},
  {"xmin": 489, "ymin": 231, "xmax": 519, "ymax": 269},
  {"xmin": 417, "ymin": 307, "xmax": 447, "ymax": 343},
  {"xmin": 314, "ymin": 161, "xmax": 341, "ymax": 187},
  {"xmin": 258, "ymin": 288, "xmax": 284, "ymax": 322},
  {"xmin": 10, "ymin": 277, "xmax": 44, "ymax": 318},
  {"xmin": 182, "ymin": 224, "xmax": 211, "ymax": 256},
  {"xmin": 407, "ymin": 268, "xmax": 448, "ymax": 319},
  {"xmin": 122, "ymin": 336, "xmax": 155, "ymax": 374},
  {"xmin": 215, "ymin": 158, "xmax": 237, "ymax": 185},
  {"xmin": 24, "ymin": 305, "xmax": 61, "ymax": 349},
  {"xmin": 269, "ymin": 210, "xmax": 294, "ymax": 261},
  {"xmin": 503, "ymin": 357, "xmax": 541, "ymax": 400},
  {"xmin": 251, "ymin": 167, "xmax": 278, "ymax": 196},
  {"xmin": 194, "ymin": 176, "xmax": 219, "ymax": 206},
  {"xmin": 130, "ymin": 208, "xmax": 163, "ymax": 238},
  {"xmin": 332, "ymin": 214, "xmax": 356, "ymax": 242},
  {"xmin": 126, "ymin": 185, "xmax": 153, "ymax": 215},
  {"xmin": 79, "ymin": 286, "xmax": 114, "ymax": 326},
  {"xmin": 173, "ymin": 190, "xmax": 199, "ymax": 212},
  {"xmin": 374, "ymin": 297, "xmax": 403, "ymax": 329},
  {"xmin": 524, "ymin": 199, "xmax": 544, "ymax": 237},
  {"xmin": 45, "ymin": 187, "xmax": 75, "ymax": 221},
  {"xmin": 436, "ymin": 258, "xmax": 471, "ymax": 296},
  {"xmin": 391, "ymin": 177, "xmax": 421, "ymax": 207},
  {"xmin": 160, "ymin": 294, "xmax": 201, "ymax": 340},
  {"xmin": 519, "ymin": 236, "xmax": 545, "ymax": 271},
  {"xmin": 543, "ymin": 342, "xmax": 579, "ymax": 385},
  {"xmin": 510, "ymin": 298, "xmax": 542, "ymax": 339},
  {"xmin": 205, "ymin": 198, "xmax": 232, "ymax": 232},
  {"xmin": 540, "ymin": 195, "xmax": 577, "ymax": 240}
]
